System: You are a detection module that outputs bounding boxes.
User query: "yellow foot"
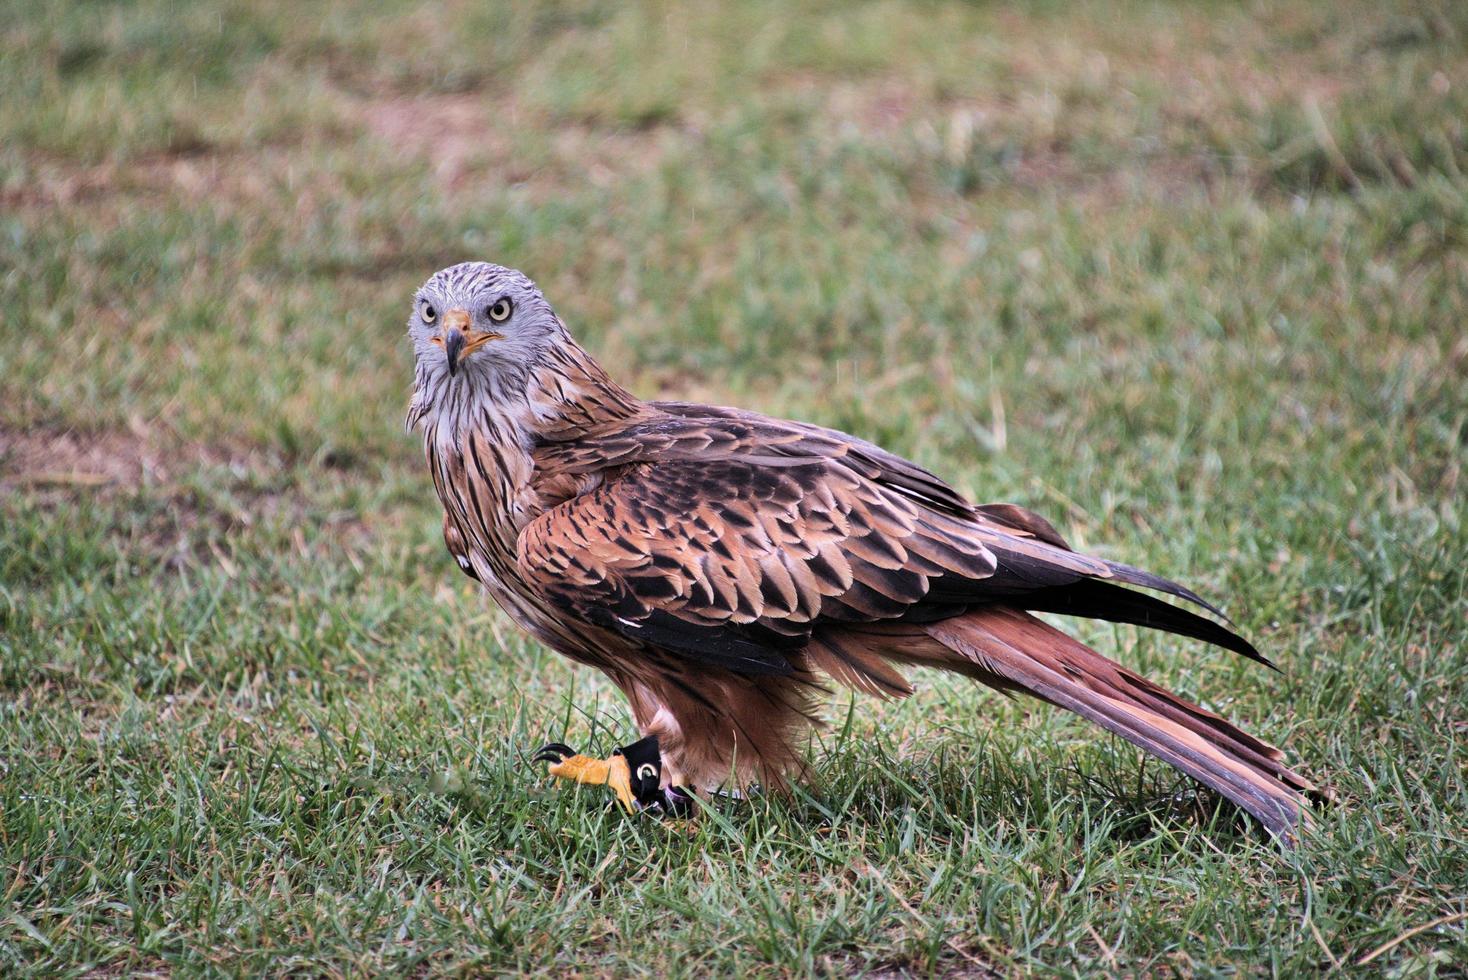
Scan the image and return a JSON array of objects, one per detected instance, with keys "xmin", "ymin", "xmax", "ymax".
[{"xmin": 533, "ymin": 743, "xmax": 637, "ymax": 813}]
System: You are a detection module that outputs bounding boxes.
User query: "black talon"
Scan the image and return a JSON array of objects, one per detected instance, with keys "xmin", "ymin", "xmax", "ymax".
[{"xmin": 533, "ymin": 742, "xmax": 576, "ymax": 764}]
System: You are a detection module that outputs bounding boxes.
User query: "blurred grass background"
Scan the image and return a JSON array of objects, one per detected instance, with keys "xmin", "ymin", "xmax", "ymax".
[{"xmin": 1, "ymin": 0, "xmax": 1465, "ymax": 974}]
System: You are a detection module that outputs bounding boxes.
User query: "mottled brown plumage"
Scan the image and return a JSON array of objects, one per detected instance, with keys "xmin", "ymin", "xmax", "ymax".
[{"xmin": 408, "ymin": 262, "xmax": 1319, "ymax": 842}]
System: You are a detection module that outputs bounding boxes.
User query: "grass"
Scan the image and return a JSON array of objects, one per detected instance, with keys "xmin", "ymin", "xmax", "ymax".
[{"xmin": 2, "ymin": 0, "xmax": 1465, "ymax": 973}]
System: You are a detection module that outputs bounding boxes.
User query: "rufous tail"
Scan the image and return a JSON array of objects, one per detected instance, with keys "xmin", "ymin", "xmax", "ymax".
[{"xmin": 921, "ymin": 607, "xmax": 1319, "ymax": 842}]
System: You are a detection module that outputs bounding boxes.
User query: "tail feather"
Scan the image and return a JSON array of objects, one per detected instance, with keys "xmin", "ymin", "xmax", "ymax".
[{"xmin": 922, "ymin": 607, "xmax": 1315, "ymax": 843}]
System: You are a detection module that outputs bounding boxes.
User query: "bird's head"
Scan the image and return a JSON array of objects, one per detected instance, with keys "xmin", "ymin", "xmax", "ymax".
[
  {"xmin": 407, "ymin": 261, "xmax": 564, "ymax": 393},
  {"xmin": 406, "ymin": 260, "xmax": 640, "ymax": 434}
]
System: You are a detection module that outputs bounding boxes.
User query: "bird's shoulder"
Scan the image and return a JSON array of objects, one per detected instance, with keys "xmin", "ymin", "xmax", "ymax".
[{"xmin": 530, "ymin": 400, "xmax": 978, "ymax": 521}]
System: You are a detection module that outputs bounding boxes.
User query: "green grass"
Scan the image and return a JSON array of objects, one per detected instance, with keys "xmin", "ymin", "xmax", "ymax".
[{"xmin": 2, "ymin": 0, "xmax": 1466, "ymax": 973}]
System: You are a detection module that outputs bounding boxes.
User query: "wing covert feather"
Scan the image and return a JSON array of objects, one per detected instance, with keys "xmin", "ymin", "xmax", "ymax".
[
  {"xmin": 517, "ymin": 452, "xmax": 998, "ymax": 672},
  {"xmin": 521, "ymin": 407, "xmax": 1253, "ymax": 674}
]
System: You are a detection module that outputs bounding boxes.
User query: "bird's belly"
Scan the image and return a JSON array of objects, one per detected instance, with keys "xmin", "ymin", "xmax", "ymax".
[
  {"xmin": 470, "ymin": 565, "xmax": 553, "ymax": 642},
  {"xmin": 474, "ymin": 561, "xmax": 611, "ymax": 667}
]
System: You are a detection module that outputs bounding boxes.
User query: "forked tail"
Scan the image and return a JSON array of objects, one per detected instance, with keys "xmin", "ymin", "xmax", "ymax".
[{"xmin": 922, "ymin": 607, "xmax": 1319, "ymax": 842}]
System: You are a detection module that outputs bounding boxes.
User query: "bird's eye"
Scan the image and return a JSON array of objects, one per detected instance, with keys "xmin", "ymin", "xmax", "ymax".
[
  {"xmin": 420, "ymin": 301, "xmax": 437, "ymax": 323},
  {"xmin": 487, "ymin": 298, "xmax": 513, "ymax": 323}
]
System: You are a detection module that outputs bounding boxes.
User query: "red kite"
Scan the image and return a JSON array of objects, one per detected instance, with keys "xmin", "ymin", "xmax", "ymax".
[{"xmin": 406, "ymin": 262, "xmax": 1318, "ymax": 842}]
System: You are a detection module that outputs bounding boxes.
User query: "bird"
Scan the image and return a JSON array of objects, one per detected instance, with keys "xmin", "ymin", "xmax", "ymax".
[{"xmin": 405, "ymin": 260, "xmax": 1320, "ymax": 842}]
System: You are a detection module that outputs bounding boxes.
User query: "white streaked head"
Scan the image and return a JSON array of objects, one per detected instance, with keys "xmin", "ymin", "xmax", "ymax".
[{"xmin": 406, "ymin": 261, "xmax": 568, "ymax": 427}]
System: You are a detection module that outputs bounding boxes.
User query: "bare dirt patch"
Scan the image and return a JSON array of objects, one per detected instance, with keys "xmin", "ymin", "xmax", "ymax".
[
  {"xmin": 1, "ymin": 424, "xmax": 366, "ymax": 569},
  {"xmin": 358, "ymin": 91, "xmax": 682, "ymax": 194},
  {"xmin": 3, "ymin": 145, "xmax": 295, "ymax": 215},
  {"xmin": 765, "ymin": 72, "xmax": 933, "ymax": 137},
  {"xmin": 1, "ymin": 422, "xmax": 244, "ymax": 493},
  {"xmin": 361, "ymin": 92, "xmax": 508, "ymax": 190},
  {"xmin": 5, "ymin": 88, "xmax": 684, "ymax": 212}
]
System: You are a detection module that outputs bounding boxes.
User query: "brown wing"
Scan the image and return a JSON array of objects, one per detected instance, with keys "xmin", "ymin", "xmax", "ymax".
[
  {"xmin": 534, "ymin": 401, "xmax": 982, "ymax": 521},
  {"xmin": 537, "ymin": 404, "xmax": 1202, "ymax": 610},
  {"xmin": 517, "ymin": 453, "xmax": 1004, "ymax": 675},
  {"xmin": 521, "ymin": 409, "xmax": 1266, "ymax": 675}
]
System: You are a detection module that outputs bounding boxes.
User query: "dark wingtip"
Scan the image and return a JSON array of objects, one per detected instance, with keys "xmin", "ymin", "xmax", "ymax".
[
  {"xmin": 1104, "ymin": 560, "xmax": 1234, "ymax": 624},
  {"xmin": 1022, "ymin": 579, "xmax": 1276, "ymax": 670},
  {"xmin": 1236, "ymin": 634, "xmax": 1279, "ymax": 672},
  {"xmin": 1100, "ymin": 562, "xmax": 1282, "ymax": 671},
  {"xmin": 1184, "ymin": 613, "xmax": 1275, "ymax": 671}
]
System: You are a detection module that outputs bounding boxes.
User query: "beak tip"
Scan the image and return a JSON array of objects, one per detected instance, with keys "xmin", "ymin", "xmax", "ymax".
[{"xmin": 443, "ymin": 327, "xmax": 466, "ymax": 376}]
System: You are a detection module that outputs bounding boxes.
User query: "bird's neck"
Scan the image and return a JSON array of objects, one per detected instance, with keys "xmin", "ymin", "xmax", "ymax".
[
  {"xmin": 525, "ymin": 336, "xmax": 650, "ymax": 443},
  {"xmin": 418, "ymin": 337, "xmax": 645, "ymax": 444},
  {"xmin": 425, "ymin": 337, "xmax": 649, "ymax": 516}
]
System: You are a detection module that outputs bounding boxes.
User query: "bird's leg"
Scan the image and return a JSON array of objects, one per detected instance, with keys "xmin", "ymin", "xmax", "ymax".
[
  {"xmin": 533, "ymin": 736, "xmax": 695, "ymax": 814},
  {"xmin": 533, "ymin": 742, "xmax": 638, "ymax": 812}
]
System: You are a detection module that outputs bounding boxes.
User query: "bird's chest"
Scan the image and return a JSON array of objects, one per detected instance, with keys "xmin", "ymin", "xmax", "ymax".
[
  {"xmin": 431, "ymin": 447, "xmax": 602, "ymax": 657},
  {"xmin": 429, "ymin": 428, "xmax": 543, "ymax": 590},
  {"xmin": 425, "ymin": 418, "xmax": 628, "ymax": 668}
]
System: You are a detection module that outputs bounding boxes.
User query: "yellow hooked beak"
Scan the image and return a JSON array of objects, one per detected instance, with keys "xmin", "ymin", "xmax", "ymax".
[{"xmin": 431, "ymin": 308, "xmax": 502, "ymax": 375}]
